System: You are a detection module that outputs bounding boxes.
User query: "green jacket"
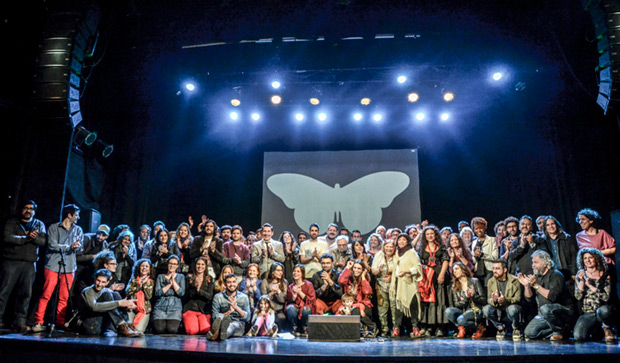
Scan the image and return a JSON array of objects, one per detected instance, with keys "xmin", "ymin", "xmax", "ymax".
[{"xmin": 486, "ymin": 274, "xmax": 521, "ymax": 307}]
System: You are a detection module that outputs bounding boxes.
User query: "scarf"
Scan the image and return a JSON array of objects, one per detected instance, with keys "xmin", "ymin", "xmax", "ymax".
[
  {"xmin": 390, "ymin": 249, "xmax": 422, "ymax": 318},
  {"xmin": 132, "ymin": 276, "xmax": 150, "ymax": 326}
]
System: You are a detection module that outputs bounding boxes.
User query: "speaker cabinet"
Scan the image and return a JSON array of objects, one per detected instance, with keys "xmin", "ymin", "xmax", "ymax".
[{"xmin": 307, "ymin": 315, "xmax": 360, "ymax": 342}]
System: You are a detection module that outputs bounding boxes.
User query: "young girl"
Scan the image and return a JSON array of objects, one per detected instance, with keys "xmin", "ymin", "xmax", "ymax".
[{"xmin": 248, "ymin": 295, "xmax": 278, "ymax": 337}]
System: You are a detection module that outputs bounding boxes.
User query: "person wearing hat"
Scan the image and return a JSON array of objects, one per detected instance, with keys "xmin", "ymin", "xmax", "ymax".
[{"xmin": 73, "ymin": 224, "xmax": 111, "ymax": 304}]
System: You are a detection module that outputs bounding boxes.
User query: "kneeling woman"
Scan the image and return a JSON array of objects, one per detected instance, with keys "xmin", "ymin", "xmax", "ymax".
[
  {"xmin": 574, "ymin": 248, "xmax": 616, "ymax": 342},
  {"xmin": 286, "ymin": 264, "xmax": 316, "ymax": 337},
  {"xmin": 183, "ymin": 257, "xmax": 215, "ymax": 335},
  {"xmin": 152, "ymin": 255, "xmax": 186, "ymax": 334},
  {"xmin": 338, "ymin": 260, "xmax": 378, "ymax": 337},
  {"xmin": 125, "ymin": 259, "xmax": 155, "ymax": 332},
  {"xmin": 444, "ymin": 262, "xmax": 486, "ymax": 338}
]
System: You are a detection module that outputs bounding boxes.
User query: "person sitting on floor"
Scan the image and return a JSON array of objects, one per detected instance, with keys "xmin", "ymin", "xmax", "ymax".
[
  {"xmin": 78, "ymin": 269, "xmax": 142, "ymax": 337},
  {"xmin": 482, "ymin": 259, "xmax": 523, "ymax": 341},
  {"xmin": 336, "ymin": 293, "xmax": 355, "ymax": 315},
  {"xmin": 207, "ymin": 273, "xmax": 251, "ymax": 341},
  {"xmin": 125, "ymin": 258, "xmax": 155, "ymax": 333},
  {"xmin": 247, "ymin": 294, "xmax": 278, "ymax": 337},
  {"xmin": 286, "ymin": 264, "xmax": 316, "ymax": 337}
]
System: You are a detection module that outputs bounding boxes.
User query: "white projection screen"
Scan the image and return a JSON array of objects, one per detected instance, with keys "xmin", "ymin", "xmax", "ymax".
[{"xmin": 261, "ymin": 149, "xmax": 421, "ymax": 237}]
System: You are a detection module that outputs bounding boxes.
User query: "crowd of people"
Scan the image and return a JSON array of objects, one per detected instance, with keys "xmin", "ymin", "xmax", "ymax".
[{"xmin": 0, "ymin": 200, "xmax": 617, "ymax": 344}]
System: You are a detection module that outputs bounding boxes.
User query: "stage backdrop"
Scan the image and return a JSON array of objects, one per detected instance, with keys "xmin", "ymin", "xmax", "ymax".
[{"xmin": 261, "ymin": 149, "xmax": 421, "ymax": 236}]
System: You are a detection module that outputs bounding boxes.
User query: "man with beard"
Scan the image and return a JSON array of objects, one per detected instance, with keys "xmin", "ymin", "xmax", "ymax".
[
  {"xmin": 32, "ymin": 204, "xmax": 83, "ymax": 332},
  {"xmin": 78, "ymin": 268, "xmax": 141, "ymax": 337},
  {"xmin": 311, "ymin": 254, "xmax": 343, "ymax": 314},
  {"xmin": 220, "ymin": 225, "xmax": 232, "ymax": 245},
  {"xmin": 222, "ymin": 225, "xmax": 250, "ymax": 281},
  {"xmin": 73, "ymin": 224, "xmax": 111, "ymax": 303},
  {"xmin": 207, "ymin": 273, "xmax": 250, "ymax": 341},
  {"xmin": 190, "ymin": 219, "xmax": 229, "ymax": 278},
  {"xmin": 331, "ymin": 235, "xmax": 352, "ymax": 273},
  {"xmin": 322, "ymin": 223, "xmax": 339, "ymax": 250},
  {"xmin": 251, "ymin": 223, "xmax": 285, "ymax": 278},
  {"xmin": 482, "ymin": 260, "xmax": 523, "ymax": 341},
  {"xmin": 509, "ymin": 215, "xmax": 548, "ymax": 276},
  {"xmin": 299, "ymin": 224, "xmax": 329, "ymax": 278},
  {"xmin": 0, "ymin": 201, "xmax": 46, "ymax": 332},
  {"xmin": 520, "ymin": 251, "xmax": 574, "ymax": 341},
  {"xmin": 499, "ymin": 217, "xmax": 519, "ymax": 270},
  {"xmin": 541, "ymin": 216, "xmax": 578, "ymax": 283},
  {"xmin": 351, "ymin": 230, "xmax": 362, "ymax": 243}
]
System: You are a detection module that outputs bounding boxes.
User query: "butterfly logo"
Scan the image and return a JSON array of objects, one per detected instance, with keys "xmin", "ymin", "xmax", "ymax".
[{"xmin": 266, "ymin": 171, "xmax": 410, "ymax": 235}]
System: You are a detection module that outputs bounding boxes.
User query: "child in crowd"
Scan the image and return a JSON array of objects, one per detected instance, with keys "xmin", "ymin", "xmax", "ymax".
[
  {"xmin": 248, "ymin": 295, "xmax": 278, "ymax": 337},
  {"xmin": 336, "ymin": 293, "xmax": 355, "ymax": 315}
]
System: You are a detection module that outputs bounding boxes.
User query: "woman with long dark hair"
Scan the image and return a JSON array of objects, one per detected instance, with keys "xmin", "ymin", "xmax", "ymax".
[
  {"xmin": 417, "ymin": 225, "xmax": 450, "ymax": 337},
  {"xmin": 125, "ymin": 258, "xmax": 154, "ymax": 333},
  {"xmin": 390, "ymin": 233, "xmax": 423, "ymax": 338},
  {"xmin": 444, "ymin": 262, "xmax": 486, "ymax": 338},
  {"xmin": 182, "ymin": 256, "xmax": 214, "ymax": 335},
  {"xmin": 338, "ymin": 260, "xmax": 378, "ymax": 337},
  {"xmin": 260, "ymin": 262, "xmax": 288, "ymax": 330},
  {"xmin": 152, "ymin": 255, "xmax": 185, "ymax": 334}
]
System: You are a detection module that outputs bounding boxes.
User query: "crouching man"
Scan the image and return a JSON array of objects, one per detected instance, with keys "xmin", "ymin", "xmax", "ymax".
[{"xmin": 78, "ymin": 269, "xmax": 142, "ymax": 337}]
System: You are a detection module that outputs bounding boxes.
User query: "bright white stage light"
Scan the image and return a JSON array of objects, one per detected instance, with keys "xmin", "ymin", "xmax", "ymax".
[
  {"xmin": 416, "ymin": 112, "xmax": 425, "ymax": 121},
  {"xmin": 185, "ymin": 83, "xmax": 195, "ymax": 91},
  {"xmin": 295, "ymin": 113, "xmax": 304, "ymax": 121},
  {"xmin": 440, "ymin": 113, "xmax": 450, "ymax": 121},
  {"xmin": 229, "ymin": 112, "xmax": 239, "ymax": 120},
  {"xmin": 397, "ymin": 75, "xmax": 407, "ymax": 84},
  {"xmin": 251, "ymin": 113, "xmax": 260, "ymax": 121},
  {"xmin": 317, "ymin": 112, "xmax": 327, "ymax": 121},
  {"xmin": 353, "ymin": 113, "xmax": 363, "ymax": 121},
  {"xmin": 493, "ymin": 72, "xmax": 503, "ymax": 81},
  {"xmin": 373, "ymin": 113, "xmax": 382, "ymax": 122},
  {"xmin": 271, "ymin": 95, "xmax": 282, "ymax": 105},
  {"xmin": 271, "ymin": 81, "xmax": 281, "ymax": 89}
]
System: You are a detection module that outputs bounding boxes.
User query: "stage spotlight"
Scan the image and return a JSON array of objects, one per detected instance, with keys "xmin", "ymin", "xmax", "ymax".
[
  {"xmin": 271, "ymin": 95, "xmax": 282, "ymax": 105},
  {"xmin": 229, "ymin": 112, "xmax": 239, "ymax": 120},
  {"xmin": 73, "ymin": 125, "xmax": 97, "ymax": 147},
  {"xmin": 493, "ymin": 72, "xmax": 503, "ymax": 81},
  {"xmin": 397, "ymin": 75, "xmax": 407, "ymax": 84},
  {"xmin": 93, "ymin": 139, "xmax": 114, "ymax": 158},
  {"xmin": 440, "ymin": 113, "xmax": 450, "ymax": 121},
  {"xmin": 407, "ymin": 93, "xmax": 419, "ymax": 103},
  {"xmin": 353, "ymin": 113, "xmax": 363, "ymax": 121},
  {"xmin": 416, "ymin": 112, "xmax": 425, "ymax": 121},
  {"xmin": 317, "ymin": 112, "xmax": 327, "ymax": 121},
  {"xmin": 373, "ymin": 113, "xmax": 382, "ymax": 122},
  {"xmin": 251, "ymin": 113, "xmax": 260, "ymax": 121},
  {"xmin": 361, "ymin": 98, "xmax": 371, "ymax": 105},
  {"xmin": 271, "ymin": 81, "xmax": 281, "ymax": 89},
  {"xmin": 231, "ymin": 99, "xmax": 241, "ymax": 107},
  {"xmin": 185, "ymin": 83, "xmax": 195, "ymax": 91},
  {"xmin": 309, "ymin": 98, "xmax": 320, "ymax": 105},
  {"xmin": 295, "ymin": 113, "xmax": 304, "ymax": 121},
  {"xmin": 443, "ymin": 92, "xmax": 454, "ymax": 102}
]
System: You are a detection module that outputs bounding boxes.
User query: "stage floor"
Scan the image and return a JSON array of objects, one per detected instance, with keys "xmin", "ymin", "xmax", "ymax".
[{"xmin": 1, "ymin": 330, "xmax": 619, "ymax": 362}]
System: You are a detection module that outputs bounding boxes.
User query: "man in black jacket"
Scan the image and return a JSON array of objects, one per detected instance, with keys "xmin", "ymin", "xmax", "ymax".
[
  {"xmin": 0, "ymin": 201, "xmax": 46, "ymax": 332},
  {"xmin": 311, "ymin": 254, "xmax": 343, "ymax": 314}
]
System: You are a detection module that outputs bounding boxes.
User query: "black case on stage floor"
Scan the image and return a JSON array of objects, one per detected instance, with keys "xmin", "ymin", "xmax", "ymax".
[{"xmin": 307, "ymin": 315, "xmax": 361, "ymax": 342}]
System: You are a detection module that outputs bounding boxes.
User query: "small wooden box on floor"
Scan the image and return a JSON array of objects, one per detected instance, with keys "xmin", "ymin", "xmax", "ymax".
[{"xmin": 307, "ymin": 315, "xmax": 360, "ymax": 342}]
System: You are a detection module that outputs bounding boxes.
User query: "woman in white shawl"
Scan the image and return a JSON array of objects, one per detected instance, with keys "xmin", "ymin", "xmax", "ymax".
[
  {"xmin": 371, "ymin": 239, "xmax": 396, "ymax": 336},
  {"xmin": 389, "ymin": 233, "xmax": 423, "ymax": 338}
]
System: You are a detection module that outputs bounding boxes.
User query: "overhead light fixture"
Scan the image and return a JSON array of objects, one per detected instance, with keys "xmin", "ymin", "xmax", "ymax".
[
  {"xmin": 271, "ymin": 95, "xmax": 282, "ymax": 105},
  {"xmin": 73, "ymin": 125, "xmax": 97, "ymax": 146},
  {"xmin": 408, "ymin": 92, "xmax": 419, "ymax": 103},
  {"xmin": 360, "ymin": 98, "xmax": 371, "ymax": 105},
  {"xmin": 309, "ymin": 98, "xmax": 320, "ymax": 105},
  {"xmin": 443, "ymin": 92, "xmax": 454, "ymax": 102},
  {"xmin": 231, "ymin": 99, "xmax": 241, "ymax": 107}
]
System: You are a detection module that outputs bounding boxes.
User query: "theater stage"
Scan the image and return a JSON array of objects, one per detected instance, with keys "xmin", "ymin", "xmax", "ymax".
[{"xmin": 1, "ymin": 330, "xmax": 619, "ymax": 362}]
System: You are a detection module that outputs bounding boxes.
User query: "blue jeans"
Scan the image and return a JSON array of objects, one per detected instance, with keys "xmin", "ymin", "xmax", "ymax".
[
  {"xmin": 286, "ymin": 305, "xmax": 312, "ymax": 330},
  {"xmin": 0, "ymin": 260, "xmax": 36, "ymax": 326},
  {"xmin": 524, "ymin": 303, "xmax": 572, "ymax": 339},
  {"xmin": 445, "ymin": 307, "xmax": 482, "ymax": 329},
  {"xmin": 573, "ymin": 305, "xmax": 615, "ymax": 341},
  {"xmin": 79, "ymin": 290, "xmax": 127, "ymax": 335},
  {"xmin": 482, "ymin": 304, "xmax": 523, "ymax": 330}
]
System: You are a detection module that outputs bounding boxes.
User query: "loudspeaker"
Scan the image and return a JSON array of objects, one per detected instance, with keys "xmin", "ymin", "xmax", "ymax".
[
  {"xmin": 79, "ymin": 208, "xmax": 101, "ymax": 233},
  {"xmin": 307, "ymin": 314, "xmax": 360, "ymax": 342}
]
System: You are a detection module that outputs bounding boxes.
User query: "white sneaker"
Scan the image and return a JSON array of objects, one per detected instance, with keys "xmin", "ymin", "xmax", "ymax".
[{"xmin": 31, "ymin": 323, "xmax": 45, "ymax": 333}]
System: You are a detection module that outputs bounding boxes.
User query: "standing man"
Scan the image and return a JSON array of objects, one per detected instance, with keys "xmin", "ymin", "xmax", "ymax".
[
  {"xmin": 251, "ymin": 223, "xmax": 285, "ymax": 278},
  {"xmin": 207, "ymin": 273, "xmax": 251, "ymax": 341},
  {"xmin": 322, "ymin": 223, "xmax": 339, "ymax": 250},
  {"xmin": 190, "ymin": 219, "xmax": 229, "ymax": 278},
  {"xmin": 299, "ymin": 224, "xmax": 329, "ymax": 278},
  {"xmin": 222, "ymin": 225, "xmax": 251, "ymax": 281},
  {"xmin": 499, "ymin": 217, "xmax": 519, "ymax": 271},
  {"xmin": 0, "ymin": 200, "xmax": 46, "ymax": 332},
  {"xmin": 32, "ymin": 204, "xmax": 83, "ymax": 332},
  {"xmin": 509, "ymin": 215, "xmax": 547, "ymax": 276}
]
